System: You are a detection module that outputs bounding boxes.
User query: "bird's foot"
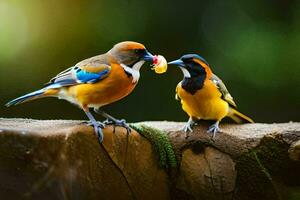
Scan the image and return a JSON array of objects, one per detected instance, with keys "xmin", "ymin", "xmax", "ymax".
[
  {"xmin": 182, "ymin": 123, "xmax": 193, "ymax": 132},
  {"xmin": 182, "ymin": 119, "xmax": 195, "ymax": 132},
  {"xmin": 102, "ymin": 119, "xmax": 113, "ymax": 125},
  {"xmin": 83, "ymin": 121, "xmax": 105, "ymax": 128},
  {"xmin": 84, "ymin": 121, "xmax": 105, "ymax": 143},
  {"xmin": 207, "ymin": 122, "xmax": 220, "ymax": 138},
  {"xmin": 103, "ymin": 118, "xmax": 131, "ymax": 134},
  {"xmin": 94, "ymin": 124, "xmax": 104, "ymax": 143}
]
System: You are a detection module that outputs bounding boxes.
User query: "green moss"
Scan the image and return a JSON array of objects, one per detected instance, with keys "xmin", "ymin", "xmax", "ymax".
[
  {"xmin": 252, "ymin": 151, "xmax": 272, "ymax": 181},
  {"xmin": 129, "ymin": 123, "xmax": 177, "ymax": 169},
  {"xmin": 235, "ymin": 136, "xmax": 300, "ymax": 200},
  {"xmin": 235, "ymin": 149, "xmax": 278, "ymax": 200},
  {"xmin": 253, "ymin": 137, "xmax": 292, "ymax": 183}
]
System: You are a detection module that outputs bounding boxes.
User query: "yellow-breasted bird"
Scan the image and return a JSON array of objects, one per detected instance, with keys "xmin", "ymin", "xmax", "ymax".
[
  {"xmin": 6, "ymin": 41, "xmax": 157, "ymax": 143},
  {"xmin": 168, "ymin": 54, "xmax": 253, "ymax": 137}
]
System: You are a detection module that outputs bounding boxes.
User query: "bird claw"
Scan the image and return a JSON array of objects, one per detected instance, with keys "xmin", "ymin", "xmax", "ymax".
[
  {"xmin": 102, "ymin": 119, "xmax": 114, "ymax": 125},
  {"xmin": 103, "ymin": 119, "xmax": 131, "ymax": 134},
  {"xmin": 84, "ymin": 121, "xmax": 105, "ymax": 129},
  {"xmin": 182, "ymin": 118, "xmax": 195, "ymax": 132},
  {"xmin": 94, "ymin": 125, "xmax": 104, "ymax": 143},
  {"xmin": 182, "ymin": 124, "xmax": 193, "ymax": 132},
  {"xmin": 84, "ymin": 121, "xmax": 105, "ymax": 143},
  {"xmin": 207, "ymin": 122, "xmax": 220, "ymax": 138}
]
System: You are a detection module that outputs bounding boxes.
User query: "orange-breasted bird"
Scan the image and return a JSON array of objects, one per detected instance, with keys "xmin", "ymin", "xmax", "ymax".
[
  {"xmin": 168, "ymin": 54, "xmax": 253, "ymax": 137},
  {"xmin": 6, "ymin": 41, "xmax": 157, "ymax": 143}
]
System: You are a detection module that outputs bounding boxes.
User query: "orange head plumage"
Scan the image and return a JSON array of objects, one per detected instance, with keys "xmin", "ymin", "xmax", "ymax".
[{"xmin": 108, "ymin": 41, "xmax": 155, "ymax": 66}]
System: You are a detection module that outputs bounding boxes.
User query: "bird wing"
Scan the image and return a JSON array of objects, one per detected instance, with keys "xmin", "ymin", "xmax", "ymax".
[
  {"xmin": 210, "ymin": 74, "xmax": 237, "ymax": 108},
  {"xmin": 45, "ymin": 55, "xmax": 111, "ymax": 88},
  {"xmin": 175, "ymin": 82, "xmax": 181, "ymax": 101}
]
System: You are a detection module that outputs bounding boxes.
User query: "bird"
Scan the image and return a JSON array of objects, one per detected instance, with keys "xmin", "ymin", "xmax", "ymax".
[
  {"xmin": 6, "ymin": 41, "xmax": 157, "ymax": 143},
  {"xmin": 168, "ymin": 54, "xmax": 254, "ymax": 137}
]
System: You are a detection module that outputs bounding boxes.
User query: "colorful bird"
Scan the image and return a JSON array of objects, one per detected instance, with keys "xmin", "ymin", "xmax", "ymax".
[
  {"xmin": 6, "ymin": 41, "xmax": 157, "ymax": 143},
  {"xmin": 168, "ymin": 54, "xmax": 253, "ymax": 137}
]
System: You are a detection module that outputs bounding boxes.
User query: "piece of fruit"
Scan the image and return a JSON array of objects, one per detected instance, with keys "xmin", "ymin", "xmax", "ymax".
[{"xmin": 152, "ymin": 55, "xmax": 168, "ymax": 74}]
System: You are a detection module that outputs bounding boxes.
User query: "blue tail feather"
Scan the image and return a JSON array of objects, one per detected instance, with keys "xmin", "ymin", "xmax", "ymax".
[{"xmin": 5, "ymin": 89, "xmax": 46, "ymax": 107}]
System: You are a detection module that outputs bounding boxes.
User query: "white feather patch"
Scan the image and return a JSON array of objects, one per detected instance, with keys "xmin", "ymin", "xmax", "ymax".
[
  {"xmin": 121, "ymin": 60, "xmax": 144, "ymax": 83},
  {"xmin": 57, "ymin": 88, "xmax": 78, "ymax": 105},
  {"xmin": 180, "ymin": 67, "xmax": 191, "ymax": 78}
]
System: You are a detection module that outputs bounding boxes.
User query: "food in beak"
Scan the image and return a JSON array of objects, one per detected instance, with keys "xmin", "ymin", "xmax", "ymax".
[{"xmin": 151, "ymin": 55, "xmax": 168, "ymax": 74}]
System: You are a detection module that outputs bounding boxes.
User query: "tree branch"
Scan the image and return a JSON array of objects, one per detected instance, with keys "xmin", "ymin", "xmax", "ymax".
[{"xmin": 0, "ymin": 118, "xmax": 299, "ymax": 200}]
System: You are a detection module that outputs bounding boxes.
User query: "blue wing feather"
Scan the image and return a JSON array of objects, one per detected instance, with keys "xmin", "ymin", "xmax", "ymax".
[
  {"xmin": 46, "ymin": 66, "xmax": 111, "ymax": 88},
  {"xmin": 76, "ymin": 69, "xmax": 110, "ymax": 83}
]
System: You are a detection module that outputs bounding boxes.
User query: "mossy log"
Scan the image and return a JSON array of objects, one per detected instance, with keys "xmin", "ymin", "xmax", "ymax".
[{"xmin": 0, "ymin": 118, "xmax": 299, "ymax": 200}]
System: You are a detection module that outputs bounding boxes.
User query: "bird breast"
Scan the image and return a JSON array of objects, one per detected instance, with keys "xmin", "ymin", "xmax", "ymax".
[
  {"xmin": 177, "ymin": 80, "xmax": 228, "ymax": 120},
  {"xmin": 69, "ymin": 63, "xmax": 139, "ymax": 107}
]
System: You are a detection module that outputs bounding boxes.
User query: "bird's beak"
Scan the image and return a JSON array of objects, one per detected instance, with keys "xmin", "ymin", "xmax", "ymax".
[
  {"xmin": 168, "ymin": 59, "xmax": 185, "ymax": 67},
  {"xmin": 142, "ymin": 50, "xmax": 155, "ymax": 62}
]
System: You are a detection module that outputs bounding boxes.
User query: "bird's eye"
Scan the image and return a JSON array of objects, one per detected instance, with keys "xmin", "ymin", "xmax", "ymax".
[{"xmin": 134, "ymin": 49, "xmax": 144, "ymax": 54}]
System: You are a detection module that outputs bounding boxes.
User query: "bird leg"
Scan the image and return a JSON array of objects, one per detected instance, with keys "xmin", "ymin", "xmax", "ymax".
[
  {"xmin": 182, "ymin": 117, "xmax": 196, "ymax": 132},
  {"xmin": 84, "ymin": 110, "xmax": 105, "ymax": 143},
  {"xmin": 207, "ymin": 121, "xmax": 220, "ymax": 138},
  {"xmin": 94, "ymin": 108, "xmax": 131, "ymax": 134}
]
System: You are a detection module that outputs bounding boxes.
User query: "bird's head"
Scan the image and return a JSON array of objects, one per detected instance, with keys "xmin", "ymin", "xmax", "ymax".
[
  {"xmin": 108, "ymin": 41, "xmax": 156, "ymax": 67},
  {"xmin": 168, "ymin": 54, "xmax": 212, "ymax": 78}
]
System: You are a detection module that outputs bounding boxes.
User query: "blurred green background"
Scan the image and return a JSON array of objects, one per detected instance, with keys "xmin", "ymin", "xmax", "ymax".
[{"xmin": 0, "ymin": 0, "xmax": 299, "ymax": 123}]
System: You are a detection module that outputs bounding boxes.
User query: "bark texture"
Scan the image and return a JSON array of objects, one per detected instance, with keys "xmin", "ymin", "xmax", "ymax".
[{"xmin": 0, "ymin": 118, "xmax": 299, "ymax": 200}]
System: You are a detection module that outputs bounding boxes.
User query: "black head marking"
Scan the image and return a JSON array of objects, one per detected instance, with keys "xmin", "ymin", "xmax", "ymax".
[
  {"xmin": 181, "ymin": 75, "xmax": 206, "ymax": 95},
  {"xmin": 180, "ymin": 54, "xmax": 209, "ymax": 95}
]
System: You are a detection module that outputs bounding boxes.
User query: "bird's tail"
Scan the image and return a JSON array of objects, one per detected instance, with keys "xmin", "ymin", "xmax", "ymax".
[
  {"xmin": 228, "ymin": 107, "xmax": 254, "ymax": 124},
  {"xmin": 5, "ymin": 88, "xmax": 58, "ymax": 107}
]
